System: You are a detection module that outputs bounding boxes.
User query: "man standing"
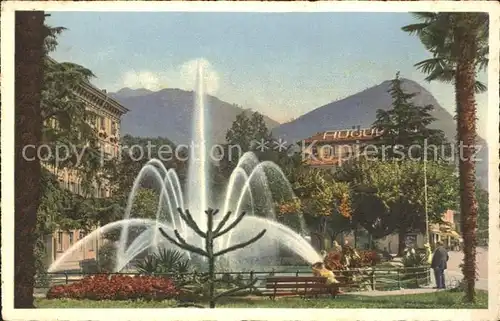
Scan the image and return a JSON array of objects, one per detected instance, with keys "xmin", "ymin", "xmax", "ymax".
[{"xmin": 431, "ymin": 241, "xmax": 449, "ymax": 289}]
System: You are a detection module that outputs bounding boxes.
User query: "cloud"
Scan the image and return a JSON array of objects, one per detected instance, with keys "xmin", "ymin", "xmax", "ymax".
[
  {"xmin": 119, "ymin": 58, "xmax": 220, "ymax": 94},
  {"xmin": 122, "ymin": 71, "xmax": 166, "ymax": 91},
  {"xmin": 179, "ymin": 58, "xmax": 220, "ymax": 95}
]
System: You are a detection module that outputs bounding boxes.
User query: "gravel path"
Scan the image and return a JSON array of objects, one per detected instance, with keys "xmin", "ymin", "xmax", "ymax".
[
  {"xmin": 348, "ymin": 247, "xmax": 489, "ymax": 296},
  {"xmin": 345, "ymin": 288, "xmax": 445, "ymax": 296},
  {"xmin": 438, "ymin": 247, "xmax": 488, "ymax": 291}
]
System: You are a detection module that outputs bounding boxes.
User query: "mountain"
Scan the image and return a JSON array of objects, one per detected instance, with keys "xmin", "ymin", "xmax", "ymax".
[
  {"xmin": 272, "ymin": 78, "xmax": 488, "ymax": 187},
  {"xmin": 110, "ymin": 88, "xmax": 280, "ymax": 145}
]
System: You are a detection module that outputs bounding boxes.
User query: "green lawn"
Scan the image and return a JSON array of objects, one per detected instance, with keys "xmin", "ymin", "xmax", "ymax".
[{"xmin": 35, "ymin": 290, "xmax": 488, "ymax": 309}]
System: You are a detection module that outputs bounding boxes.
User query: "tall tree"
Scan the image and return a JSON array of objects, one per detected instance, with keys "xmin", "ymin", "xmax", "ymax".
[
  {"xmin": 371, "ymin": 71, "xmax": 448, "ymax": 160},
  {"xmin": 222, "ymin": 111, "xmax": 273, "ymax": 173},
  {"xmin": 474, "ymin": 187, "xmax": 488, "ymax": 247},
  {"xmin": 32, "ymin": 23, "xmax": 108, "ymax": 277},
  {"xmin": 15, "ymin": 10, "xmax": 46, "ymax": 308},
  {"xmin": 279, "ymin": 167, "xmax": 353, "ymax": 250},
  {"xmin": 225, "ymin": 112, "xmax": 253, "ymax": 152},
  {"xmin": 335, "ymin": 158, "xmax": 458, "ymax": 255},
  {"xmin": 40, "ymin": 55, "xmax": 101, "ymax": 194},
  {"xmin": 402, "ymin": 12, "xmax": 488, "ymax": 302}
]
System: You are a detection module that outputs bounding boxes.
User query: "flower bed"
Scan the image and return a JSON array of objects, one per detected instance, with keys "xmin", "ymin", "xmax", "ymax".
[
  {"xmin": 46, "ymin": 274, "xmax": 180, "ymax": 301},
  {"xmin": 324, "ymin": 248, "xmax": 380, "ymax": 271},
  {"xmin": 322, "ymin": 248, "xmax": 381, "ymax": 290}
]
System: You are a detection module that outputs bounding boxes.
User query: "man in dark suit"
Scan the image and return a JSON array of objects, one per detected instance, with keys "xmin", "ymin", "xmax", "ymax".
[{"xmin": 431, "ymin": 241, "xmax": 449, "ymax": 289}]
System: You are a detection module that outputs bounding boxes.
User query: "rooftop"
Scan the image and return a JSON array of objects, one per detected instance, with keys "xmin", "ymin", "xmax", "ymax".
[{"xmin": 304, "ymin": 127, "xmax": 384, "ymax": 143}]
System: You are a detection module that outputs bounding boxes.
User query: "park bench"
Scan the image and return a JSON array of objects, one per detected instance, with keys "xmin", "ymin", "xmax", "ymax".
[{"xmin": 263, "ymin": 276, "xmax": 343, "ymax": 300}]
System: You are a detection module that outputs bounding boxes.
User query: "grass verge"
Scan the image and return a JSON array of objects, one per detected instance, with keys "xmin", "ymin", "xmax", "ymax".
[{"xmin": 35, "ymin": 289, "xmax": 488, "ymax": 309}]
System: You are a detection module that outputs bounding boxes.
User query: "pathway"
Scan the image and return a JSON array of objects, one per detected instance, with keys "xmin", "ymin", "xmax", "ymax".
[
  {"xmin": 348, "ymin": 247, "xmax": 489, "ymax": 296},
  {"xmin": 345, "ymin": 288, "xmax": 445, "ymax": 296},
  {"xmin": 436, "ymin": 247, "xmax": 488, "ymax": 291}
]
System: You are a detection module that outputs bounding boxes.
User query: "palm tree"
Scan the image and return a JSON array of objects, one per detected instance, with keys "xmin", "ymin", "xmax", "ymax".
[
  {"xmin": 402, "ymin": 13, "xmax": 488, "ymax": 303},
  {"xmin": 15, "ymin": 11, "xmax": 46, "ymax": 308}
]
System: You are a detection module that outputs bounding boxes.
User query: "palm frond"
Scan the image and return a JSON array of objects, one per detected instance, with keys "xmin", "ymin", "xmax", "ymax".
[
  {"xmin": 474, "ymin": 81, "xmax": 487, "ymax": 94},
  {"xmin": 411, "ymin": 12, "xmax": 438, "ymax": 20},
  {"xmin": 424, "ymin": 66, "xmax": 454, "ymax": 83},
  {"xmin": 414, "ymin": 57, "xmax": 447, "ymax": 75},
  {"xmin": 401, "ymin": 22, "xmax": 431, "ymax": 35}
]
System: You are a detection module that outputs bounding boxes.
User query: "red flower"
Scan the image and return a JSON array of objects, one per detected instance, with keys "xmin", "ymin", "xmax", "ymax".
[{"xmin": 47, "ymin": 275, "xmax": 179, "ymax": 301}]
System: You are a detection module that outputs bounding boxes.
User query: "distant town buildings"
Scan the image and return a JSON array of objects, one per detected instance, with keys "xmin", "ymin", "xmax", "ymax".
[
  {"xmin": 43, "ymin": 58, "xmax": 128, "ymax": 270},
  {"xmin": 303, "ymin": 127, "xmax": 461, "ymax": 253}
]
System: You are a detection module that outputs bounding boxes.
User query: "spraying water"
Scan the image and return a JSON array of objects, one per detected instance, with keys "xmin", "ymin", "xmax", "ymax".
[
  {"xmin": 48, "ymin": 62, "xmax": 322, "ymax": 273},
  {"xmin": 186, "ymin": 62, "xmax": 209, "ymax": 243}
]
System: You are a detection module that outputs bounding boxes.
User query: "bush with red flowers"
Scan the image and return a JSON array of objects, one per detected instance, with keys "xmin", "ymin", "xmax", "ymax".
[
  {"xmin": 46, "ymin": 274, "xmax": 180, "ymax": 301},
  {"xmin": 324, "ymin": 248, "xmax": 380, "ymax": 271},
  {"xmin": 324, "ymin": 251, "xmax": 344, "ymax": 271},
  {"xmin": 358, "ymin": 250, "xmax": 381, "ymax": 266}
]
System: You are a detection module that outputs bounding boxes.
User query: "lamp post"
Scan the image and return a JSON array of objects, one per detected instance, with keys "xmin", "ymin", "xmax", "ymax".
[{"xmin": 424, "ymin": 141, "xmax": 429, "ymax": 246}]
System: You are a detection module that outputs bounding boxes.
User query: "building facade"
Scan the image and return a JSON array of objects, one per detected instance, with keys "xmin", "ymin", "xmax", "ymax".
[
  {"xmin": 375, "ymin": 210, "xmax": 460, "ymax": 253},
  {"xmin": 303, "ymin": 126, "xmax": 384, "ymax": 168},
  {"xmin": 43, "ymin": 60, "xmax": 128, "ymax": 270}
]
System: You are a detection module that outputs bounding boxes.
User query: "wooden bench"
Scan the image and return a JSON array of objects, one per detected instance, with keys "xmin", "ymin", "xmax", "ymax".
[{"xmin": 263, "ymin": 276, "xmax": 342, "ymax": 300}]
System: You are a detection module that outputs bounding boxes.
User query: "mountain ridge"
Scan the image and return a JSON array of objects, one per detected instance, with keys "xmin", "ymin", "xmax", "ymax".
[
  {"xmin": 111, "ymin": 80, "xmax": 488, "ymax": 187},
  {"xmin": 271, "ymin": 78, "xmax": 488, "ymax": 187},
  {"xmin": 109, "ymin": 87, "xmax": 281, "ymax": 145}
]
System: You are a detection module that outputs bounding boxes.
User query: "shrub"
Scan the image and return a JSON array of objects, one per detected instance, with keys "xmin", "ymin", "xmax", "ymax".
[
  {"xmin": 46, "ymin": 274, "xmax": 179, "ymax": 301},
  {"xmin": 323, "ymin": 249, "xmax": 380, "ymax": 271},
  {"xmin": 324, "ymin": 251, "xmax": 343, "ymax": 271},
  {"xmin": 98, "ymin": 242, "xmax": 117, "ymax": 272},
  {"xmin": 401, "ymin": 248, "xmax": 430, "ymax": 288},
  {"xmin": 135, "ymin": 249, "xmax": 193, "ymax": 276},
  {"xmin": 135, "ymin": 255, "xmax": 157, "ymax": 274},
  {"xmin": 401, "ymin": 248, "xmax": 427, "ymax": 267},
  {"xmin": 358, "ymin": 250, "xmax": 381, "ymax": 266}
]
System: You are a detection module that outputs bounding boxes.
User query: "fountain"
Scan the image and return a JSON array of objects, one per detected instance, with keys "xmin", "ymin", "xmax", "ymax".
[{"xmin": 48, "ymin": 62, "xmax": 322, "ymax": 273}]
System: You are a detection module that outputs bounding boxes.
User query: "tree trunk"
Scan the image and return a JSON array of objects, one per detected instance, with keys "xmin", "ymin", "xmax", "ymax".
[
  {"xmin": 15, "ymin": 11, "xmax": 45, "ymax": 308},
  {"xmin": 398, "ymin": 229, "xmax": 406, "ymax": 257},
  {"xmin": 454, "ymin": 15, "xmax": 479, "ymax": 303}
]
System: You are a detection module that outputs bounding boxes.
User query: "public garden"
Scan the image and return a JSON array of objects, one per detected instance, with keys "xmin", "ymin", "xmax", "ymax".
[
  {"xmin": 35, "ymin": 244, "xmax": 488, "ymax": 309},
  {"xmin": 14, "ymin": 10, "xmax": 490, "ymax": 310}
]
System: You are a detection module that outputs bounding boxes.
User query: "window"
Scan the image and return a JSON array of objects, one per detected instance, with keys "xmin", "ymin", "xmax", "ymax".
[
  {"xmin": 111, "ymin": 121, "xmax": 117, "ymax": 135},
  {"xmin": 94, "ymin": 187, "xmax": 101, "ymax": 198},
  {"xmin": 79, "ymin": 231, "xmax": 85, "ymax": 251},
  {"xmin": 57, "ymin": 231, "xmax": 63, "ymax": 251},
  {"xmin": 321, "ymin": 145, "xmax": 335, "ymax": 158},
  {"xmin": 99, "ymin": 116, "xmax": 106, "ymax": 130},
  {"xmin": 69, "ymin": 232, "xmax": 74, "ymax": 246}
]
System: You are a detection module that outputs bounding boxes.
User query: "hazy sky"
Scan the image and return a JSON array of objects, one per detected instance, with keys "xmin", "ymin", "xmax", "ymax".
[{"xmin": 47, "ymin": 12, "xmax": 488, "ymax": 136}]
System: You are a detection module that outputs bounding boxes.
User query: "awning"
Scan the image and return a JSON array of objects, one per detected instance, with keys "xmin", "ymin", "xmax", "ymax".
[
  {"xmin": 430, "ymin": 229, "xmax": 460, "ymax": 239},
  {"xmin": 440, "ymin": 230, "xmax": 461, "ymax": 239}
]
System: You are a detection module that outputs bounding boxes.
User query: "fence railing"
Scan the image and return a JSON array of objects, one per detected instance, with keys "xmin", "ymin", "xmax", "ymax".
[{"xmin": 36, "ymin": 266, "xmax": 431, "ymax": 292}]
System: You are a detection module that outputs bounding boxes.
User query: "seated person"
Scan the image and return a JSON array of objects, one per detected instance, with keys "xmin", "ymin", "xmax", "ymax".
[
  {"xmin": 312, "ymin": 262, "xmax": 339, "ymax": 284},
  {"xmin": 312, "ymin": 262, "xmax": 343, "ymax": 295}
]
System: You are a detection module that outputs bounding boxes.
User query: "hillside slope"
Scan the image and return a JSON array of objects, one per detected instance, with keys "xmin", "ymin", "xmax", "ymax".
[{"xmin": 111, "ymin": 87, "xmax": 280, "ymax": 145}]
